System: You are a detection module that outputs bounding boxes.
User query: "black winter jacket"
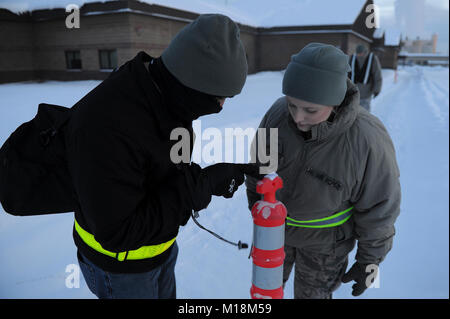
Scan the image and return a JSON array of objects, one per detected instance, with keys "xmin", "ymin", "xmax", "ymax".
[{"xmin": 66, "ymin": 52, "xmax": 221, "ymax": 273}]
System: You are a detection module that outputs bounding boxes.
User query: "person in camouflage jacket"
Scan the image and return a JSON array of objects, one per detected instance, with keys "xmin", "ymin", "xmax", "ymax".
[{"xmin": 246, "ymin": 43, "xmax": 401, "ymax": 299}]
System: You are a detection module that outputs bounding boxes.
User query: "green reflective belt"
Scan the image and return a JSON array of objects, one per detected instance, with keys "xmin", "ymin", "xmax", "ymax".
[
  {"xmin": 286, "ymin": 207, "xmax": 353, "ymax": 228},
  {"xmin": 74, "ymin": 219, "xmax": 176, "ymax": 262}
]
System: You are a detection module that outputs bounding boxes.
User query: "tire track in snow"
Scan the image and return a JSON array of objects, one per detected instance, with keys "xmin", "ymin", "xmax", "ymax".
[
  {"xmin": 419, "ymin": 67, "xmax": 448, "ymax": 128},
  {"xmin": 421, "ymin": 69, "xmax": 449, "ymax": 129},
  {"xmin": 374, "ymin": 66, "xmax": 449, "ymax": 298},
  {"xmin": 373, "ymin": 67, "xmax": 417, "ymax": 160}
]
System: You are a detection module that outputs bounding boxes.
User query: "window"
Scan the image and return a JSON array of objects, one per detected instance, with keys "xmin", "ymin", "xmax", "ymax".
[
  {"xmin": 99, "ymin": 49, "xmax": 118, "ymax": 70},
  {"xmin": 65, "ymin": 50, "xmax": 82, "ymax": 69}
]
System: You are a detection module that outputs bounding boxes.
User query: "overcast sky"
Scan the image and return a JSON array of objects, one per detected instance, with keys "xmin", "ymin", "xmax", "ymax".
[{"xmin": 375, "ymin": 0, "xmax": 449, "ymax": 53}]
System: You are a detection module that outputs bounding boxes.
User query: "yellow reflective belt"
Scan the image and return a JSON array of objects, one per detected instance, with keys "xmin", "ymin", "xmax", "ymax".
[
  {"xmin": 74, "ymin": 219, "xmax": 176, "ymax": 262},
  {"xmin": 286, "ymin": 207, "xmax": 354, "ymax": 228}
]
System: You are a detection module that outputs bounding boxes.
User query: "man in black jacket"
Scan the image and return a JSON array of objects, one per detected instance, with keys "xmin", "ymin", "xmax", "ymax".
[
  {"xmin": 348, "ymin": 44, "xmax": 383, "ymax": 112},
  {"xmin": 66, "ymin": 14, "xmax": 251, "ymax": 298}
]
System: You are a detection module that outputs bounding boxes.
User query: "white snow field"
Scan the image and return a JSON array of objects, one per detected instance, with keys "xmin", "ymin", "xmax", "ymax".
[{"xmin": 0, "ymin": 66, "xmax": 448, "ymax": 299}]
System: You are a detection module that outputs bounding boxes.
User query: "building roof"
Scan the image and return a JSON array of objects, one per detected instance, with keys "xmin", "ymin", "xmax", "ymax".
[
  {"xmin": 384, "ymin": 28, "xmax": 402, "ymax": 46},
  {"xmin": 372, "ymin": 28, "xmax": 402, "ymax": 46},
  {"xmin": 373, "ymin": 28, "xmax": 384, "ymax": 39},
  {"xmin": 3, "ymin": 0, "xmax": 369, "ymax": 27},
  {"xmin": 148, "ymin": 0, "xmax": 369, "ymax": 27},
  {"xmin": 398, "ymin": 52, "xmax": 448, "ymax": 58}
]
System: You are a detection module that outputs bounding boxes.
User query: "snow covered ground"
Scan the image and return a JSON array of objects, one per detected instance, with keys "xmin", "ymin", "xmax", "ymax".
[{"xmin": 0, "ymin": 65, "xmax": 448, "ymax": 299}]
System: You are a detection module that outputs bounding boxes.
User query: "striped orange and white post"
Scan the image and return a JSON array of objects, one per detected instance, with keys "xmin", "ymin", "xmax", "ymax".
[{"xmin": 250, "ymin": 173, "xmax": 287, "ymax": 299}]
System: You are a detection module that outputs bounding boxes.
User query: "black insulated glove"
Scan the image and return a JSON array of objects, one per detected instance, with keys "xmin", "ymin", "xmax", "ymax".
[
  {"xmin": 182, "ymin": 162, "xmax": 260, "ymax": 212},
  {"xmin": 201, "ymin": 163, "xmax": 256, "ymax": 198},
  {"xmin": 342, "ymin": 262, "xmax": 379, "ymax": 296}
]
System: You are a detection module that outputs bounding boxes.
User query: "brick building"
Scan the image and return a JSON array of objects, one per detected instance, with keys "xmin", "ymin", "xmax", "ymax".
[
  {"xmin": 372, "ymin": 28, "xmax": 403, "ymax": 69},
  {"xmin": 402, "ymin": 34, "xmax": 438, "ymax": 54},
  {"xmin": 0, "ymin": 0, "xmax": 385, "ymax": 84}
]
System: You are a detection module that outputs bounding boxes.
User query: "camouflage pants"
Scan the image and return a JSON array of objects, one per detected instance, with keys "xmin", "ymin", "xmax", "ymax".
[{"xmin": 283, "ymin": 239, "xmax": 355, "ymax": 299}]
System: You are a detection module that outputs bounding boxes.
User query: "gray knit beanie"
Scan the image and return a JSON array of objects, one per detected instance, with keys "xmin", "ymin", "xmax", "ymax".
[
  {"xmin": 356, "ymin": 44, "xmax": 368, "ymax": 54},
  {"xmin": 282, "ymin": 43, "xmax": 351, "ymax": 106},
  {"xmin": 161, "ymin": 14, "xmax": 248, "ymax": 97}
]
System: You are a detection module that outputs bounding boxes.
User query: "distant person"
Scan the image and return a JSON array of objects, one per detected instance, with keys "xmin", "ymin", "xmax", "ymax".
[
  {"xmin": 349, "ymin": 44, "xmax": 383, "ymax": 112},
  {"xmin": 246, "ymin": 43, "xmax": 401, "ymax": 299},
  {"xmin": 66, "ymin": 14, "xmax": 253, "ymax": 299}
]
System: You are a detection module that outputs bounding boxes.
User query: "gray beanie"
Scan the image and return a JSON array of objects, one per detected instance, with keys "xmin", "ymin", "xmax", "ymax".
[
  {"xmin": 282, "ymin": 43, "xmax": 351, "ymax": 106},
  {"xmin": 356, "ymin": 44, "xmax": 368, "ymax": 54},
  {"xmin": 161, "ymin": 14, "xmax": 248, "ymax": 97}
]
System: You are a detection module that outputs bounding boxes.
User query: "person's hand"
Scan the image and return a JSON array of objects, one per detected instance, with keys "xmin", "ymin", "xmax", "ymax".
[
  {"xmin": 373, "ymin": 92, "xmax": 380, "ymax": 98},
  {"xmin": 201, "ymin": 163, "xmax": 257, "ymax": 198},
  {"xmin": 182, "ymin": 162, "xmax": 261, "ymax": 212},
  {"xmin": 342, "ymin": 262, "xmax": 379, "ymax": 296}
]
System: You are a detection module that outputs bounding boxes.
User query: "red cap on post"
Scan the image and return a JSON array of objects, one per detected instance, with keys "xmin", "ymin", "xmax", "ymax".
[
  {"xmin": 252, "ymin": 173, "xmax": 286, "ymax": 227},
  {"xmin": 256, "ymin": 173, "xmax": 283, "ymax": 204}
]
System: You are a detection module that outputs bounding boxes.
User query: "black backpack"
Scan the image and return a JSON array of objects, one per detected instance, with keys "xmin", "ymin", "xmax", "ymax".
[{"xmin": 0, "ymin": 103, "xmax": 77, "ymax": 216}]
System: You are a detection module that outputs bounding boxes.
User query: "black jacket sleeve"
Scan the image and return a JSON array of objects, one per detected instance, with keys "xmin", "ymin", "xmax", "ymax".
[
  {"xmin": 68, "ymin": 125, "xmax": 194, "ymax": 252},
  {"xmin": 371, "ymin": 55, "xmax": 383, "ymax": 96}
]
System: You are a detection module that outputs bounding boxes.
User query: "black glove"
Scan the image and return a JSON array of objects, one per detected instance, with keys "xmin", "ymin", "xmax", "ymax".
[
  {"xmin": 201, "ymin": 163, "xmax": 257, "ymax": 198},
  {"xmin": 373, "ymin": 92, "xmax": 380, "ymax": 98},
  {"xmin": 341, "ymin": 262, "xmax": 379, "ymax": 296},
  {"xmin": 182, "ymin": 162, "xmax": 260, "ymax": 212}
]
